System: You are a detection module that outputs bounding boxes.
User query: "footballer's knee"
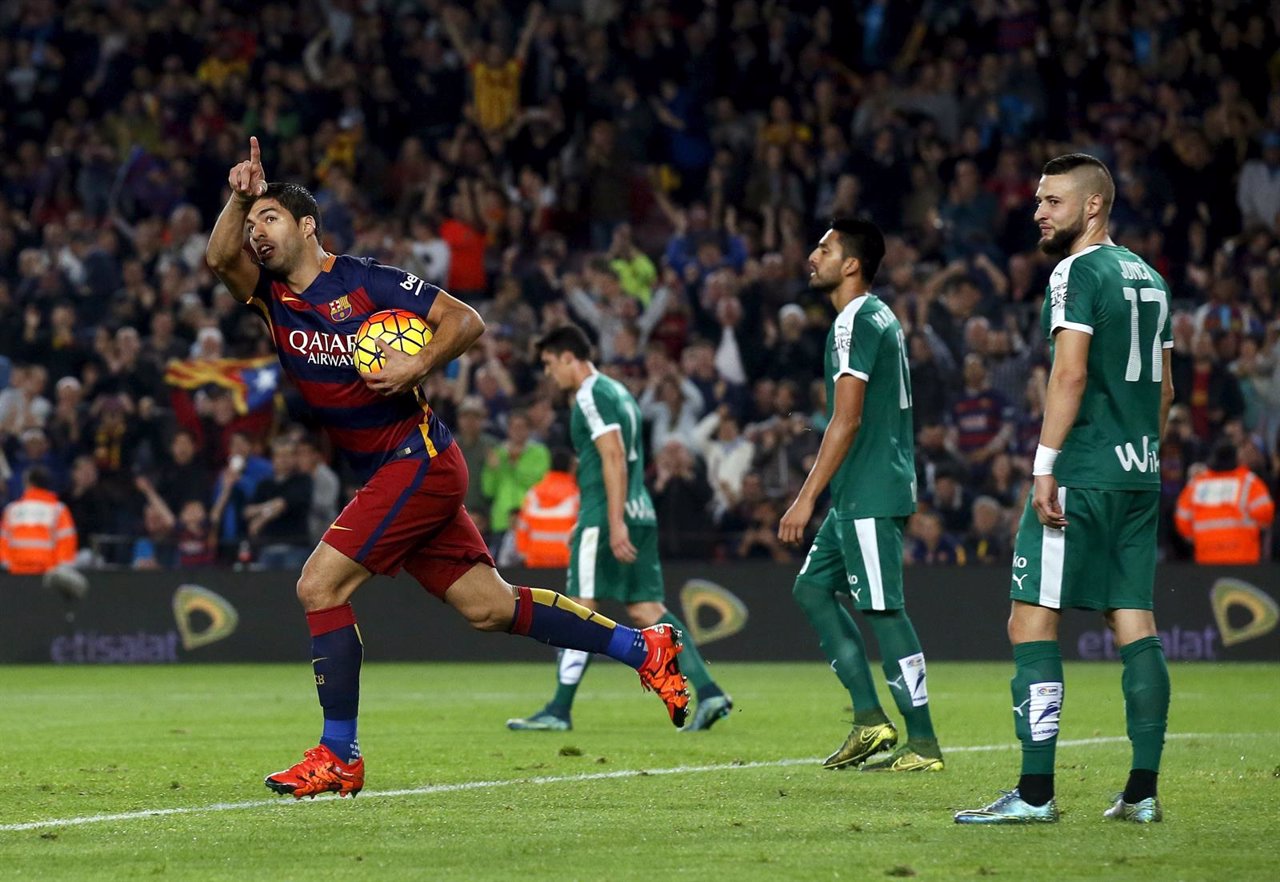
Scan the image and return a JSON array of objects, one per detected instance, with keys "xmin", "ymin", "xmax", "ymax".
[
  {"xmin": 791, "ymin": 580, "xmax": 829, "ymax": 615},
  {"xmin": 294, "ymin": 546, "xmax": 366, "ymax": 612},
  {"xmin": 295, "ymin": 571, "xmax": 342, "ymax": 612}
]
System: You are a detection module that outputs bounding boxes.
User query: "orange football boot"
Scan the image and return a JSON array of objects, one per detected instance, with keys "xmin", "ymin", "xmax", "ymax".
[
  {"xmin": 264, "ymin": 745, "xmax": 364, "ymax": 799},
  {"xmin": 637, "ymin": 624, "xmax": 690, "ymax": 727}
]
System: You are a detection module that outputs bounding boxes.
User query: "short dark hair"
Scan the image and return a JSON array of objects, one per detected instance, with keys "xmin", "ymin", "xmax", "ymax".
[
  {"xmin": 253, "ymin": 182, "xmax": 323, "ymax": 238},
  {"xmin": 829, "ymin": 217, "xmax": 885, "ymax": 284},
  {"xmin": 1208, "ymin": 440, "xmax": 1238, "ymax": 472},
  {"xmin": 550, "ymin": 447, "xmax": 574, "ymax": 472},
  {"xmin": 536, "ymin": 324, "xmax": 593, "ymax": 361},
  {"xmin": 1041, "ymin": 153, "xmax": 1115, "ymax": 214},
  {"xmin": 25, "ymin": 466, "xmax": 52, "ymax": 491}
]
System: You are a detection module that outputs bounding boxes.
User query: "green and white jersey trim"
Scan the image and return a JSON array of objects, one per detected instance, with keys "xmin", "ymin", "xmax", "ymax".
[
  {"xmin": 575, "ymin": 371, "xmax": 620, "ymax": 441},
  {"xmin": 832, "ymin": 294, "xmax": 871, "ymax": 383},
  {"xmin": 1048, "ymin": 244, "xmax": 1102, "ymax": 337}
]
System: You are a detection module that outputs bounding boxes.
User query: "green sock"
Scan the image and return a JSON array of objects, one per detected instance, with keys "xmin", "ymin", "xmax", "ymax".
[
  {"xmin": 1012, "ymin": 640, "xmax": 1063, "ymax": 776},
  {"xmin": 1120, "ymin": 635, "xmax": 1169, "ymax": 773},
  {"xmin": 546, "ymin": 649, "xmax": 591, "ymax": 716},
  {"xmin": 866, "ymin": 610, "xmax": 937, "ymax": 743},
  {"xmin": 657, "ymin": 612, "xmax": 721, "ymax": 701},
  {"xmin": 792, "ymin": 580, "xmax": 882, "ymax": 718}
]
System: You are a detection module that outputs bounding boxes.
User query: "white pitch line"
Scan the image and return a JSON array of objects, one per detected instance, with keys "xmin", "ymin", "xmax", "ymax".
[{"xmin": 0, "ymin": 732, "xmax": 1254, "ymax": 833}]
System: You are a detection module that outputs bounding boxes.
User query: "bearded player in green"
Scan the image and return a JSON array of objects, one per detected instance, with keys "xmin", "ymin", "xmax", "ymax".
[
  {"xmin": 779, "ymin": 218, "xmax": 943, "ymax": 772},
  {"xmin": 505, "ymin": 323, "xmax": 731, "ymax": 732},
  {"xmin": 956, "ymin": 154, "xmax": 1173, "ymax": 825}
]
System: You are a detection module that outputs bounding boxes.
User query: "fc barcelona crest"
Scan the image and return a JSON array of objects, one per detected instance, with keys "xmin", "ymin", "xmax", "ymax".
[{"xmin": 328, "ymin": 295, "xmax": 352, "ymax": 322}]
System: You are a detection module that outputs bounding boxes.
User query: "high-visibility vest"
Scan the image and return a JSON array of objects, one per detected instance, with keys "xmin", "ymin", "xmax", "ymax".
[
  {"xmin": 1175, "ymin": 466, "xmax": 1275, "ymax": 564},
  {"xmin": 514, "ymin": 471, "xmax": 579, "ymax": 568},
  {"xmin": 0, "ymin": 487, "xmax": 78, "ymax": 575}
]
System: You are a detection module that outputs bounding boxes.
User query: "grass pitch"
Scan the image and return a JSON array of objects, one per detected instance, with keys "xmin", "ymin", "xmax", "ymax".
[{"xmin": 2, "ymin": 661, "xmax": 1276, "ymax": 881}]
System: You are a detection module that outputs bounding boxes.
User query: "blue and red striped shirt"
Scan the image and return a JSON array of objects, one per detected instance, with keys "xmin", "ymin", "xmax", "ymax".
[{"xmin": 246, "ymin": 254, "xmax": 454, "ymax": 479}]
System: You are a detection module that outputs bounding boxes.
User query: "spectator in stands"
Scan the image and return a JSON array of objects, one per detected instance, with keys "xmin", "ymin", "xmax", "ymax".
[
  {"xmin": 1235, "ymin": 130, "xmax": 1280, "ymax": 229},
  {"xmin": 1176, "ymin": 441, "xmax": 1275, "ymax": 564},
  {"xmin": 211, "ymin": 431, "xmax": 271, "ymax": 556},
  {"xmin": 154, "ymin": 429, "xmax": 212, "ymax": 514},
  {"xmin": 64, "ymin": 455, "xmax": 117, "ymax": 564},
  {"xmin": 451, "ymin": 398, "xmax": 497, "ymax": 526},
  {"xmin": 481, "ymin": 408, "xmax": 550, "ymax": 540},
  {"xmin": 949, "ymin": 353, "xmax": 1015, "ymax": 476},
  {"xmin": 650, "ymin": 439, "xmax": 713, "ymax": 560},
  {"xmin": 132, "ymin": 475, "xmax": 177, "ymax": 570},
  {"xmin": 0, "ymin": 364, "xmax": 52, "ymax": 442},
  {"xmin": 0, "ymin": 466, "xmax": 77, "ymax": 575},
  {"xmin": 171, "ymin": 500, "xmax": 217, "ymax": 570},
  {"xmin": 906, "ymin": 510, "xmax": 963, "ymax": 566},
  {"xmin": 927, "ymin": 463, "xmax": 975, "ymax": 538},
  {"xmin": 735, "ymin": 496, "xmax": 792, "ymax": 563},
  {"xmin": 1173, "ymin": 331, "xmax": 1246, "ymax": 441},
  {"xmin": 963, "ymin": 496, "xmax": 1010, "ymax": 566},
  {"xmin": 6, "ymin": 426, "xmax": 63, "ymax": 502},
  {"xmin": 513, "ymin": 447, "xmax": 578, "ymax": 569},
  {"xmin": 244, "ymin": 439, "xmax": 313, "ymax": 570},
  {"xmin": 693, "ymin": 405, "xmax": 755, "ymax": 523},
  {"xmin": 908, "ymin": 330, "xmax": 951, "ymax": 431},
  {"xmin": 296, "ymin": 435, "xmax": 340, "ymax": 546},
  {"xmin": 642, "ymin": 369, "xmax": 706, "ymax": 455}
]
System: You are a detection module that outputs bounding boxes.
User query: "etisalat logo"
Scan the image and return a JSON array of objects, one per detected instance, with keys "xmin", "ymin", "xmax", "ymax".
[
  {"xmin": 1210, "ymin": 578, "xmax": 1279, "ymax": 647},
  {"xmin": 172, "ymin": 584, "xmax": 240, "ymax": 650},
  {"xmin": 49, "ymin": 584, "xmax": 239, "ymax": 663},
  {"xmin": 677, "ymin": 579, "xmax": 749, "ymax": 646}
]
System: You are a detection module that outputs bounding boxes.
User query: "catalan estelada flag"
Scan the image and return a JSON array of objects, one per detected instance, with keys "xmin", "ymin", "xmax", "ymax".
[{"xmin": 163, "ymin": 357, "xmax": 281, "ymax": 415}]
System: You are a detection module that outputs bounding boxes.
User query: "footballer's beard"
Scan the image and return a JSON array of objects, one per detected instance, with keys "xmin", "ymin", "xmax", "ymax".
[
  {"xmin": 259, "ymin": 240, "xmax": 295, "ymax": 273},
  {"xmin": 1038, "ymin": 213, "xmax": 1086, "ymax": 257},
  {"xmin": 808, "ymin": 269, "xmax": 840, "ymax": 295}
]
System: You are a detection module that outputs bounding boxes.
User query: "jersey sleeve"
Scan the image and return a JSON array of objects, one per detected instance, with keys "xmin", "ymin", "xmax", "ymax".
[
  {"xmin": 846, "ymin": 314, "xmax": 885, "ymax": 381},
  {"xmin": 576, "ymin": 382, "xmax": 622, "ymax": 441},
  {"xmin": 363, "ymin": 258, "xmax": 442, "ymax": 317},
  {"xmin": 831, "ymin": 312, "xmax": 870, "ymax": 383},
  {"xmin": 1048, "ymin": 257, "xmax": 1099, "ymax": 336}
]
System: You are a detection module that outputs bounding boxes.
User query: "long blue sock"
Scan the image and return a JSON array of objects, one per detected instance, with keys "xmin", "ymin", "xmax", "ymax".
[
  {"xmin": 510, "ymin": 586, "xmax": 649, "ymax": 669},
  {"xmin": 307, "ymin": 604, "xmax": 362, "ymax": 764}
]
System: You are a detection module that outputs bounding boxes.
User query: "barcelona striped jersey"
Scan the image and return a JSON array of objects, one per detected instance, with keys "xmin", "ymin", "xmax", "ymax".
[{"xmin": 245, "ymin": 254, "xmax": 454, "ymax": 479}]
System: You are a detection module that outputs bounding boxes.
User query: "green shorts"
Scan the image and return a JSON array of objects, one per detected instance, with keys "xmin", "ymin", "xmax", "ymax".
[
  {"xmin": 794, "ymin": 511, "xmax": 907, "ymax": 611},
  {"xmin": 1010, "ymin": 487, "xmax": 1159, "ymax": 611},
  {"xmin": 566, "ymin": 522, "xmax": 664, "ymax": 604}
]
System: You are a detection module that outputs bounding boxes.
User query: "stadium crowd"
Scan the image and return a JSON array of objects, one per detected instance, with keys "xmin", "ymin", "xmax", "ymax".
[{"xmin": 1, "ymin": 0, "xmax": 1279, "ymax": 571}]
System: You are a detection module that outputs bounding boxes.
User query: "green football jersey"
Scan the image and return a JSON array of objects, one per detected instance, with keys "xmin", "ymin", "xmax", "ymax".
[
  {"xmin": 1041, "ymin": 243, "xmax": 1173, "ymax": 490},
  {"xmin": 824, "ymin": 294, "xmax": 917, "ymax": 518},
  {"xmin": 571, "ymin": 369, "xmax": 657, "ymax": 528}
]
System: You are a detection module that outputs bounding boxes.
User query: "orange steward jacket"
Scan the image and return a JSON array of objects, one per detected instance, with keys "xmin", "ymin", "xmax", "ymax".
[
  {"xmin": 1175, "ymin": 466, "xmax": 1275, "ymax": 564},
  {"xmin": 514, "ymin": 471, "xmax": 579, "ymax": 568},
  {"xmin": 0, "ymin": 487, "xmax": 78, "ymax": 575}
]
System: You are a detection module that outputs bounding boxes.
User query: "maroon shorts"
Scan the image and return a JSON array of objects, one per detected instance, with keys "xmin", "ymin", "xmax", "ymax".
[{"xmin": 322, "ymin": 443, "xmax": 495, "ymax": 599}]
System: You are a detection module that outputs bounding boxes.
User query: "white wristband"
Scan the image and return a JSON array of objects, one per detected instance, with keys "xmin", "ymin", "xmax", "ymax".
[{"xmin": 1032, "ymin": 444, "xmax": 1060, "ymax": 476}]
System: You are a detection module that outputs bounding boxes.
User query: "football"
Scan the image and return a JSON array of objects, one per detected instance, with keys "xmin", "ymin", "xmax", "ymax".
[{"xmin": 353, "ymin": 308, "xmax": 432, "ymax": 373}]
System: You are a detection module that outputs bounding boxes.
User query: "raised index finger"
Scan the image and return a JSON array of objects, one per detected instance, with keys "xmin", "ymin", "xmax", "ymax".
[{"xmin": 249, "ymin": 136, "xmax": 260, "ymax": 165}]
